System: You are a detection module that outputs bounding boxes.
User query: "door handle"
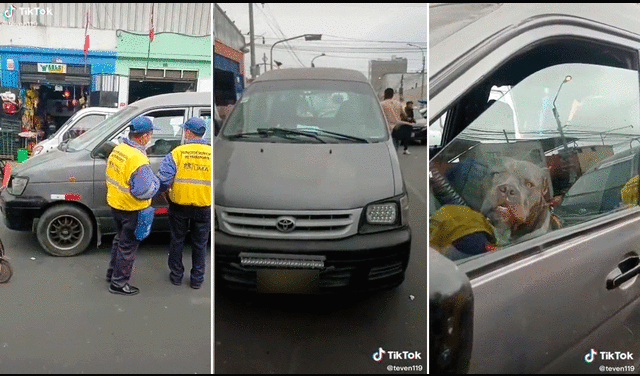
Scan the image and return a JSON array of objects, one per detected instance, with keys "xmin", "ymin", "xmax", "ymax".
[{"xmin": 606, "ymin": 256, "xmax": 640, "ymax": 290}]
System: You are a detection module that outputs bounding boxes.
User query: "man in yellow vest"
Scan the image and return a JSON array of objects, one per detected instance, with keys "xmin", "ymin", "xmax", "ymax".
[
  {"xmin": 157, "ymin": 117, "xmax": 211, "ymax": 289},
  {"xmin": 105, "ymin": 116, "xmax": 160, "ymax": 296}
]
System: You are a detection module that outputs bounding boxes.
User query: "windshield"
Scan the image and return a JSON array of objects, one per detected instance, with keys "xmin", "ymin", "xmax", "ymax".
[
  {"xmin": 221, "ymin": 80, "xmax": 388, "ymax": 143},
  {"xmin": 65, "ymin": 106, "xmax": 139, "ymax": 152}
]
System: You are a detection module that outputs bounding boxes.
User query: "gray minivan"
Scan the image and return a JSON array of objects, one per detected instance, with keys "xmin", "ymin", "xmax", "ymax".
[
  {"xmin": 0, "ymin": 92, "xmax": 211, "ymax": 256},
  {"xmin": 215, "ymin": 67, "xmax": 411, "ymax": 293}
]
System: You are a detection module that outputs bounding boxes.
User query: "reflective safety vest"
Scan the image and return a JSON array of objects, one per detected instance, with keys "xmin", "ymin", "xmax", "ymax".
[
  {"xmin": 105, "ymin": 143, "xmax": 152, "ymax": 211},
  {"xmin": 168, "ymin": 142, "xmax": 211, "ymax": 207}
]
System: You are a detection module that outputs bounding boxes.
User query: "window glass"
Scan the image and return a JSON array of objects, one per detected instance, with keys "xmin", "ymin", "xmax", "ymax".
[
  {"xmin": 221, "ymin": 80, "xmax": 387, "ymax": 143},
  {"xmin": 65, "ymin": 114, "xmax": 106, "ymax": 139},
  {"xmin": 106, "ymin": 109, "xmax": 186, "ymax": 157},
  {"xmin": 197, "ymin": 109, "xmax": 212, "ymax": 142},
  {"xmin": 430, "ymin": 63, "xmax": 640, "ymax": 261}
]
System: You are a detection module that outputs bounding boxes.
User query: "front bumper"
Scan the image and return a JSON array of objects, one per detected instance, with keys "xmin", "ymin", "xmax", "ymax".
[
  {"xmin": 0, "ymin": 190, "xmax": 46, "ymax": 231},
  {"xmin": 215, "ymin": 226, "xmax": 411, "ymax": 293}
]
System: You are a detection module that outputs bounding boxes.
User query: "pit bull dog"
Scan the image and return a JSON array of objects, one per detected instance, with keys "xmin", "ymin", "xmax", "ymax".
[{"xmin": 480, "ymin": 157, "xmax": 559, "ymax": 246}]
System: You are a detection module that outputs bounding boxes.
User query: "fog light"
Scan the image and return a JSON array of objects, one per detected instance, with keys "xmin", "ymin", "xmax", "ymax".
[{"xmin": 366, "ymin": 203, "xmax": 397, "ymax": 224}]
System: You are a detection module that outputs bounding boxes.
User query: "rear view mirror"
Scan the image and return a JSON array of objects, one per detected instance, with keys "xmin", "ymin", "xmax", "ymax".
[{"xmin": 430, "ymin": 248, "xmax": 474, "ymax": 373}]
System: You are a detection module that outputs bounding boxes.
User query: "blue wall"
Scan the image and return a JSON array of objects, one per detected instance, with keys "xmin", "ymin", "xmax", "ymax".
[
  {"xmin": 214, "ymin": 53, "xmax": 244, "ymax": 96},
  {"xmin": 0, "ymin": 46, "xmax": 117, "ymax": 88}
]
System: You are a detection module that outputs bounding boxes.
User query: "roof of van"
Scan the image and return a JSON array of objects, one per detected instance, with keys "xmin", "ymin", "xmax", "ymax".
[
  {"xmin": 253, "ymin": 68, "xmax": 368, "ymax": 83},
  {"xmin": 128, "ymin": 91, "xmax": 211, "ymax": 108},
  {"xmin": 430, "ymin": 3, "xmax": 640, "ymax": 80}
]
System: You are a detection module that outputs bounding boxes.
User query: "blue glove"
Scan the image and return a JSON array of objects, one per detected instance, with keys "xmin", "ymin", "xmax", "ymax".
[{"xmin": 134, "ymin": 207, "xmax": 155, "ymax": 241}]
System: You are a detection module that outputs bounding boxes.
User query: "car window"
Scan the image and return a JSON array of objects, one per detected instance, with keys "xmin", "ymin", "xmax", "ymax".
[
  {"xmin": 65, "ymin": 114, "xmax": 106, "ymax": 139},
  {"xmin": 196, "ymin": 108, "xmax": 212, "ymax": 142},
  {"xmin": 105, "ymin": 109, "xmax": 186, "ymax": 157},
  {"xmin": 430, "ymin": 63, "xmax": 640, "ymax": 260},
  {"xmin": 221, "ymin": 80, "xmax": 388, "ymax": 143}
]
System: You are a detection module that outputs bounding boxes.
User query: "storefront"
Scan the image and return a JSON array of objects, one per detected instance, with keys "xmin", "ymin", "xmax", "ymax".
[{"xmin": 0, "ymin": 47, "xmax": 116, "ymax": 154}]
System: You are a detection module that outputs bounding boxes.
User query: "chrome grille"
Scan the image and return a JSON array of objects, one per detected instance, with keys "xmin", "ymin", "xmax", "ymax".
[{"xmin": 216, "ymin": 206, "xmax": 362, "ymax": 239}]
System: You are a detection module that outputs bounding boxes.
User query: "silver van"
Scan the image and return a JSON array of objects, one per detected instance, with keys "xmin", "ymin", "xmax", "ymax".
[
  {"xmin": 0, "ymin": 92, "xmax": 211, "ymax": 256},
  {"xmin": 215, "ymin": 68, "xmax": 411, "ymax": 293},
  {"xmin": 30, "ymin": 107, "xmax": 119, "ymax": 158}
]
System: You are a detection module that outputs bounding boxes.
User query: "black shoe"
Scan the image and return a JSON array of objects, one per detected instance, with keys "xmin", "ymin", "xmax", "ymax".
[
  {"xmin": 171, "ymin": 279, "xmax": 182, "ymax": 286},
  {"xmin": 190, "ymin": 282, "xmax": 202, "ymax": 289},
  {"xmin": 109, "ymin": 283, "xmax": 139, "ymax": 296}
]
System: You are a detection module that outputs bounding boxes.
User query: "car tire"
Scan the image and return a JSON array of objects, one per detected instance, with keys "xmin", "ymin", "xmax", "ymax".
[{"xmin": 36, "ymin": 204, "xmax": 94, "ymax": 257}]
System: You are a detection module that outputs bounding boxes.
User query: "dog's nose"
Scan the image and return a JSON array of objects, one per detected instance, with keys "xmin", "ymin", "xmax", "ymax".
[{"xmin": 497, "ymin": 184, "xmax": 519, "ymax": 199}]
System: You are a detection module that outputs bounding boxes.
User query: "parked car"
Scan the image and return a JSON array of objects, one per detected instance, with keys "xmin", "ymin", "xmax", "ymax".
[
  {"xmin": 410, "ymin": 106, "xmax": 427, "ymax": 145},
  {"xmin": 0, "ymin": 92, "xmax": 211, "ymax": 256},
  {"xmin": 215, "ymin": 67, "xmax": 411, "ymax": 294},
  {"xmin": 430, "ymin": 3, "xmax": 640, "ymax": 373},
  {"xmin": 30, "ymin": 107, "xmax": 119, "ymax": 158}
]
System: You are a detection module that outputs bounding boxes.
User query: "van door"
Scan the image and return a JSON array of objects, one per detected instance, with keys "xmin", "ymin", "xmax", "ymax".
[{"xmin": 92, "ymin": 108, "xmax": 187, "ymax": 234}]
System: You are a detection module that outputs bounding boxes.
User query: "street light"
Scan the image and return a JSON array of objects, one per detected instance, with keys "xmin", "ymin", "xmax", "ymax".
[
  {"xmin": 551, "ymin": 75, "xmax": 572, "ymax": 152},
  {"xmin": 270, "ymin": 34, "xmax": 322, "ymax": 71},
  {"xmin": 407, "ymin": 43, "xmax": 425, "ymax": 102},
  {"xmin": 311, "ymin": 53, "xmax": 326, "ymax": 68}
]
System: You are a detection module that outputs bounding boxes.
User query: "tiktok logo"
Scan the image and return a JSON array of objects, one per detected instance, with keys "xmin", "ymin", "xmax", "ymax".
[
  {"xmin": 3, "ymin": 5, "xmax": 15, "ymax": 19},
  {"xmin": 372, "ymin": 347, "xmax": 386, "ymax": 362},
  {"xmin": 585, "ymin": 349, "xmax": 598, "ymax": 363}
]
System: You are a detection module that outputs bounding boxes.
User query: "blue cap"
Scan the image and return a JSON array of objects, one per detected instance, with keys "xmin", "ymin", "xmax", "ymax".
[
  {"xmin": 129, "ymin": 116, "xmax": 158, "ymax": 133},
  {"xmin": 182, "ymin": 117, "xmax": 206, "ymax": 135}
]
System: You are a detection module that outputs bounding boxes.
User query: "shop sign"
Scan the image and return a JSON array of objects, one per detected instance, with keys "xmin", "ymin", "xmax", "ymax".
[{"xmin": 37, "ymin": 63, "xmax": 66, "ymax": 74}]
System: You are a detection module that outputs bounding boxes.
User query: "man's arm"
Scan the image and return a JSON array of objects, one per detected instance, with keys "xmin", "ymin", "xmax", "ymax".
[
  {"xmin": 156, "ymin": 153, "xmax": 177, "ymax": 195},
  {"xmin": 129, "ymin": 164, "xmax": 160, "ymax": 200}
]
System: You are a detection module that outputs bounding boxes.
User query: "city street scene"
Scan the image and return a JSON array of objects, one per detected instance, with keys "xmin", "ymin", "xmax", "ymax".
[
  {"xmin": 214, "ymin": 3, "xmax": 427, "ymax": 374},
  {"xmin": 0, "ymin": 3, "xmax": 212, "ymax": 373}
]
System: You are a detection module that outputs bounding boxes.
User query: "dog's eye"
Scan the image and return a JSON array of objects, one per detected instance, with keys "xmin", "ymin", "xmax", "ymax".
[{"xmin": 525, "ymin": 181, "xmax": 535, "ymax": 189}]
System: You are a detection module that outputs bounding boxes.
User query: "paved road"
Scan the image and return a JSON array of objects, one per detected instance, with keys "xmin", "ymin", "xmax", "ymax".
[
  {"xmin": 214, "ymin": 144, "xmax": 427, "ymax": 374},
  {"xmin": 0, "ymin": 224, "xmax": 211, "ymax": 373}
]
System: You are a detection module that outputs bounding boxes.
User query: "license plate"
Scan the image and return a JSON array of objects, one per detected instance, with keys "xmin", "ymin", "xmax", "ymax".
[{"xmin": 257, "ymin": 269, "xmax": 320, "ymax": 294}]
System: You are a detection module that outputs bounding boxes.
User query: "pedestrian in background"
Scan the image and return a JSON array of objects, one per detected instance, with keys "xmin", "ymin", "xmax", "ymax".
[
  {"xmin": 156, "ymin": 117, "xmax": 211, "ymax": 289},
  {"xmin": 380, "ymin": 87, "xmax": 411, "ymax": 155},
  {"xmin": 403, "ymin": 101, "xmax": 416, "ymax": 124},
  {"xmin": 105, "ymin": 116, "xmax": 160, "ymax": 296}
]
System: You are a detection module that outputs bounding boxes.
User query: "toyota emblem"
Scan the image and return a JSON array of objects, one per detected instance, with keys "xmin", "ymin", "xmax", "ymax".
[{"xmin": 275, "ymin": 216, "xmax": 296, "ymax": 233}]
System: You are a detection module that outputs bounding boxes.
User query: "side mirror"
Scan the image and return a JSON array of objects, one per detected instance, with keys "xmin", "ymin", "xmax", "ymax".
[
  {"xmin": 62, "ymin": 131, "xmax": 70, "ymax": 141},
  {"xmin": 430, "ymin": 248, "xmax": 474, "ymax": 374}
]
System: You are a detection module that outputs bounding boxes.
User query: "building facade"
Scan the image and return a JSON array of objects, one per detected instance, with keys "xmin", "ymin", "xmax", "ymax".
[
  {"xmin": 0, "ymin": 3, "xmax": 211, "ymax": 113},
  {"xmin": 214, "ymin": 3, "xmax": 246, "ymax": 115}
]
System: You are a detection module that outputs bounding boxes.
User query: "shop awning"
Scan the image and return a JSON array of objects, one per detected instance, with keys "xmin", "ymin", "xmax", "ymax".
[{"xmin": 20, "ymin": 73, "xmax": 91, "ymax": 86}]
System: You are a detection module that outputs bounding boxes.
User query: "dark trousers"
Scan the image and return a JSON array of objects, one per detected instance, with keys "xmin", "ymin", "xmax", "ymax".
[
  {"xmin": 392, "ymin": 123, "xmax": 412, "ymax": 151},
  {"xmin": 107, "ymin": 208, "xmax": 142, "ymax": 288},
  {"xmin": 168, "ymin": 203, "xmax": 211, "ymax": 286}
]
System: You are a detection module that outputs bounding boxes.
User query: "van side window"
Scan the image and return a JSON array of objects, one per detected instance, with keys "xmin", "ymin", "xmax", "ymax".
[{"xmin": 430, "ymin": 62, "xmax": 640, "ymax": 261}]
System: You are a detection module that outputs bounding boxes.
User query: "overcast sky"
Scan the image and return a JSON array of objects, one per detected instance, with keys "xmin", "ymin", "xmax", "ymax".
[{"xmin": 215, "ymin": 3, "xmax": 428, "ymax": 79}]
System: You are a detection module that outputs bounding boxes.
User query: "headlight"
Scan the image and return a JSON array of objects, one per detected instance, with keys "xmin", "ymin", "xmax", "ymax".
[
  {"xmin": 7, "ymin": 176, "xmax": 28, "ymax": 196},
  {"xmin": 366, "ymin": 202, "xmax": 397, "ymax": 224},
  {"xmin": 32, "ymin": 145, "xmax": 43, "ymax": 156},
  {"xmin": 359, "ymin": 194, "xmax": 408, "ymax": 234}
]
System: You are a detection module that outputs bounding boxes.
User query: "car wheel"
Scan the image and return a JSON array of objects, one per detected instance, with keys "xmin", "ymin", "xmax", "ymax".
[
  {"xmin": 0, "ymin": 259, "xmax": 11, "ymax": 283},
  {"xmin": 36, "ymin": 205, "xmax": 94, "ymax": 257}
]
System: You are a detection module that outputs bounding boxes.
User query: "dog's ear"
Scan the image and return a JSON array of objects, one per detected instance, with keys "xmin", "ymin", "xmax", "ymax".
[{"xmin": 542, "ymin": 176, "xmax": 552, "ymax": 203}]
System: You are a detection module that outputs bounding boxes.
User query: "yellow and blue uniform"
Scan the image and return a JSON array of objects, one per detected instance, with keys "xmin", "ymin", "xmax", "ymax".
[{"xmin": 156, "ymin": 117, "xmax": 211, "ymax": 288}]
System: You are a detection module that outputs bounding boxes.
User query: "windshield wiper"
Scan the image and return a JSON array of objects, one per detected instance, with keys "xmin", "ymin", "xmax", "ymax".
[
  {"xmin": 255, "ymin": 127, "xmax": 327, "ymax": 143},
  {"xmin": 310, "ymin": 129, "xmax": 369, "ymax": 143}
]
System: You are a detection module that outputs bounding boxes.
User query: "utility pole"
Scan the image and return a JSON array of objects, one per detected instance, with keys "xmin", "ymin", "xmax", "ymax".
[{"xmin": 249, "ymin": 3, "xmax": 257, "ymax": 79}]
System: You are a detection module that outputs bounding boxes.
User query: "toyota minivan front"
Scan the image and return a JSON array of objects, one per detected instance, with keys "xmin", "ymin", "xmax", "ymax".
[{"xmin": 214, "ymin": 67, "xmax": 411, "ymax": 293}]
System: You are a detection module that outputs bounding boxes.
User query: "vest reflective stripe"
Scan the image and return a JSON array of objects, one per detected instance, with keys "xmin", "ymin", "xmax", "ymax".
[
  {"xmin": 168, "ymin": 143, "xmax": 211, "ymax": 206},
  {"xmin": 105, "ymin": 143, "xmax": 152, "ymax": 211},
  {"xmin": 173, "ymin": 178, "xmax": 211, "ymax": 186}
]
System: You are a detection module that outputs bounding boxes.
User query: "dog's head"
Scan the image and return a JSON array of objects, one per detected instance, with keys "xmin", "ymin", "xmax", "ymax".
[{"xmin": 480, "ymin": 157, "xmax": 552, "ymax": 235}]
